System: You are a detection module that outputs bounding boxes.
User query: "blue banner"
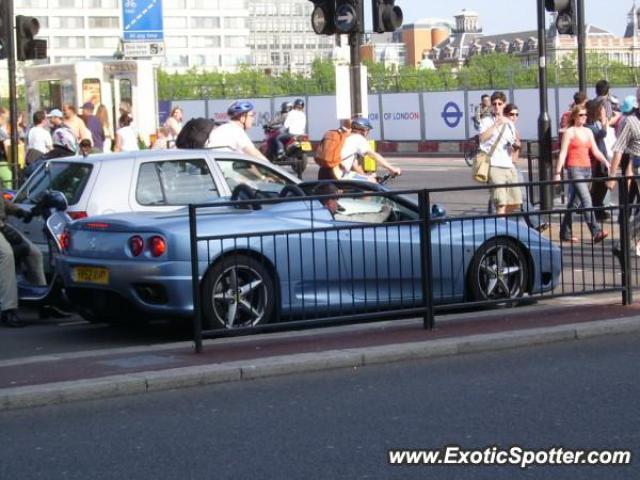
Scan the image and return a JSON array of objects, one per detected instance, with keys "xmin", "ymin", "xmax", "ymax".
[{"xmin": 123, "ymin": 0, "xmax": 164, "ymax": 41}]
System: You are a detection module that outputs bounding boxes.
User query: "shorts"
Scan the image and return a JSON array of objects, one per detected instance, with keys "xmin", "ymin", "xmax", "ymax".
[{"xmin": 489, "ymin": 166, "xmax": 522, "ymax": 207}]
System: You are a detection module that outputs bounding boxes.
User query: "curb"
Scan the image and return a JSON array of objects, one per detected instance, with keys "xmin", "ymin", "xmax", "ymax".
[{"xmin": 1, "ymin": 317, "xmax": 639, "ymax": 411}]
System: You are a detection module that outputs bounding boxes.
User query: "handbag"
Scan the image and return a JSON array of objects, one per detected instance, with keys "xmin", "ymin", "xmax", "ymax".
[{"xmin": 472, "ymin": 124, "xmax": 506, "ymax": 183}]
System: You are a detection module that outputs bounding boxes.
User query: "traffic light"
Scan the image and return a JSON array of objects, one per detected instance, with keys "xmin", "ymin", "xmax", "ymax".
[
  {"xmin": 309, "ymin": 0, "xmax": 336, "ymax": 35},
  {"xmin": 545, "ymin": 0, "xmax": 576, "ymax": 35},
  {"xmin": 15, "ymin": 15, "xmax": 47, "ymax": 61},
  {"xmin": 334, "ymin": 0, "xmax": 364, "ymax": 34},
  {"xmin": 372, "ymin": 0, "xmax": 403, "ymax": 33}
]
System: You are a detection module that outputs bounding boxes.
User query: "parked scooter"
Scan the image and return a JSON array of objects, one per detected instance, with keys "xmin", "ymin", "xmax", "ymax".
[
  {"xmin": 260, "ymin": 121, "xmax": 312, "ymax": 179},
  {"xmin": 8, "ymin": 189, "xmax": 71, "ymax": 313}
]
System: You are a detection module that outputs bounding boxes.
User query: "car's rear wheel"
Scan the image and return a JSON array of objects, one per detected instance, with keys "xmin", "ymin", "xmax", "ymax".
[
  {"xmin": 468, "ymin": 238, "xmax": 529, "ymax": 301},
  {"xmin": 202, "ymin": 255, "xmax": 275, "ymax": 329}
]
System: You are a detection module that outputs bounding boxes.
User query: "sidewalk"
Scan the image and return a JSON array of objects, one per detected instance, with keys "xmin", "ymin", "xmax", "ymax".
[{"xmin": 2, "ymin": 300, "xmax": 640, "ymax": 410}]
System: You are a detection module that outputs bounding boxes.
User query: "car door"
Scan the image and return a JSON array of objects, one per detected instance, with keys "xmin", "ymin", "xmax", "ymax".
[{"xmin": 213, "ymin": 157, "xmax": 297, "ymax": 196}]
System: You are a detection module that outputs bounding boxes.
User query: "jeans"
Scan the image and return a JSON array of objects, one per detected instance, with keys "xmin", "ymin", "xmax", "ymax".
[{"xmin": 560, "ymin": 167, "xmax": 601, "ymax": 238}]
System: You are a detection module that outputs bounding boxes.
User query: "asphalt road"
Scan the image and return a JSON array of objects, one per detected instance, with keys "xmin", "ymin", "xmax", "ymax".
[{"xmin": 1, "ymin": 332, "xmax": 637, "ymax": 480}]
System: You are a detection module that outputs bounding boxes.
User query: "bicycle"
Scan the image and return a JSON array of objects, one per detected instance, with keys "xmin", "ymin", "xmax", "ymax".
[{"xmin": 463, "ymin": 135, "xmax": 480, "ymax": 167}]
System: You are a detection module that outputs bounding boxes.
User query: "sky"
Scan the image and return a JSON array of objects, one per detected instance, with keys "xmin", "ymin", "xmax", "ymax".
[{"xmin": 397, "ymin": 0, "xmax": 636, "ymax": 36}]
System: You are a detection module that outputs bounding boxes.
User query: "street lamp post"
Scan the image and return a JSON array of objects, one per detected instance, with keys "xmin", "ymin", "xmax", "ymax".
[{"xmin": 577, "ymin": 0, "xmax": 586, "ymax": 93}]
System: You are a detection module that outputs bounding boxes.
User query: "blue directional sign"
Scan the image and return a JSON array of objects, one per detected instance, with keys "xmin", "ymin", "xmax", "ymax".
[
  {"xmin": 123, "ymin": 0, "xmax": 164, "ymax": 41},
  {"xmin": 441, "ymin": 101, "xmax": 463, "ymax": 128}
]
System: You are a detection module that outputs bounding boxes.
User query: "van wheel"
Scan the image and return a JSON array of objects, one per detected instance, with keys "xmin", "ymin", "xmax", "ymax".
[{"xmin": 201, "ymin": 255, "xmax": 275, "ymax": 329}]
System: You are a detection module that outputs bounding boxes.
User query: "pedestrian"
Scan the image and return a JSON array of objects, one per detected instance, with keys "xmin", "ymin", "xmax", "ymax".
[
  {"xmin": 0, "ymin": 108, "xmax": 12, "ymax": 189},
  {"xmin": 473, "ymin": 94, "xmax": 491, "ymax": 131},
  {"xmin": 478, "ymin": 91, "xmax": 521, "ymax": 215},
  {"xmin": 559, "ymin": 91, "xmax": 588, "ymax": 138},
  {"xmin": 113, "ymin": 114, "xmax": 139, "ymax": 152},
  {"xmin": 151, "ymin": 127, "xmax": 170, "ymax": 150},
  {"xmin": 585, "ymin": 99, "xmax": 610, "ymax": 221},
  {"xmin": 25, "ymin": 110, "xmax": 53, "ymax": 167},
  {"xmin": 95, "ymin": 105, "xmax": 113, "ymax": 153},
  {"xmin": 63, "ymin": 104, "xmax": 91, "ymax": 143},
  {"xmin": 607, "ymin": 88, "xmax": 640, "ymax": 253},
  {"xmin": 46, "ymin": 108, "xmax": 64, "ymax": 133},
  {"xmin": 81, "ymin": 102, "xmax": 105, "ymax": 152},
  {"xmin": 555, "ymin": 105, "xmax": 609, "ymax": 244},
  {"xmin": 502, "ymin": 103, "xmax": 548, "ymax": 232},
  {"xmin": 164, "ymin": 106, "xmax": 183, "ymax": 141},
  {"xmin": 594, "ymin": 79, "xmax": 621, "ymax": 127},
  {"xmin": 79, "ymin": 138, "xmax": 92, "ymax": 157}
]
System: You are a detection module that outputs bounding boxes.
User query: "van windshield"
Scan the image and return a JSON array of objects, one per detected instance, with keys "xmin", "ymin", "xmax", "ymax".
[{"xmin": 14, "ymin": 162, "xmax": 93, "ymax": 206}]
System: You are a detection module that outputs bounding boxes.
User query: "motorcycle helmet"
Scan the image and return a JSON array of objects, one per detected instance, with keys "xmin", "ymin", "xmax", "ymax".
[
  {"xmin": 227, "ymin": 100, "xmax": 254, "ymax": 119},
  {"xmin": 351, "ymin": 117, "xmax": 373, "ymax": 131},
  {"xmin": 280, "ymin": 101, "xmax": 293, "ymax": 114},
  {"xmin": 293, "ymin": 98, "xmax": 305, "ymax": 109},
  {"xmin": 52, "ymin": 127, "xmax": 79, "ymax": 154}
]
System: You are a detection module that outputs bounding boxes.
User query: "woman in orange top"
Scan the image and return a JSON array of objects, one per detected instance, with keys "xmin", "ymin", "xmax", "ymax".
[{"xmin": 554, "ymin": 105, "xmax": 609, "ymax": 243}]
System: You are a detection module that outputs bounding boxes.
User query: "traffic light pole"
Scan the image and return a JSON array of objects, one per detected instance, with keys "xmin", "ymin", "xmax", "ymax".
[
  {"xmin": 5, "ymin": 0, "xmax": 19, "ymax": 188},
  {"xmin": 349, "ymin": 31, "xmax": 364, "ymax": 118},
  {"xmin": 537, "ymin": 0, "xmax": 553, "ymax": 211},
  {"xmin": 577, "ymin": 0, "xmax": 586, "ymax": 93}
]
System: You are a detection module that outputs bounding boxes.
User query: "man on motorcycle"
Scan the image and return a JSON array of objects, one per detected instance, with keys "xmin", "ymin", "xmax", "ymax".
[
  {"xmin": 206, "ymin": 101, "xmax": 269, "ymax": 162},
  {"xmin": 338, "ymin": 117, "xmax": 401, "ymax": 181},
  {"xmin": 0, "ymin": 192, "xmax": 46, "ymax": 327},
  {"xmin": 284, "ymin": 99, "xmax": 307, "ymax": 136}
]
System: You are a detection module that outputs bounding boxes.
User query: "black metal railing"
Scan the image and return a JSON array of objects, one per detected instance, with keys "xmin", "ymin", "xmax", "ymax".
[{"xmin": 188, "ymin": 176, "xmax": 639, "ymax": 352}]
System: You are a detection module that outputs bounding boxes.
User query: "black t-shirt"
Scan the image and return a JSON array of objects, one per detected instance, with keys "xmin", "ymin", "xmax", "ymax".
[{"xmin": 0, "ymin": 128, "xmax": 8, "ymax": 161}]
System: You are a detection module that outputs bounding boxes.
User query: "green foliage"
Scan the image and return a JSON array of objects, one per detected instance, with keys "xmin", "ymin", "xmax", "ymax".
[{"xmin": 157, "ymin": 53, "xmax": 638, "ymax": 100}]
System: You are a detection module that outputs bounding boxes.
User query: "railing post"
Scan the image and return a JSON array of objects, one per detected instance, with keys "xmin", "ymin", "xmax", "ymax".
[
  {"xmin": 418, "ymin": 189, "xmax": 435, "ymax": 329},
  {"xmin": 618, "ymin": 177, "xmax": 633, "ymax": 306},
  {"xmin": 189, "ymin": 204, "xmax": 203, "ymax": 353}
]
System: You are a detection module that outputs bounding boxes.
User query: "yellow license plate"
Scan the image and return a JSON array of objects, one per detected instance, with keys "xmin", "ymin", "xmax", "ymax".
[
  {"xmin": 300, "ymin": 141, "xmax": 312, "ymax": 151},
  {"xmin": 71, "ymin": 266, "xmax": 109, "ymax": 285}
]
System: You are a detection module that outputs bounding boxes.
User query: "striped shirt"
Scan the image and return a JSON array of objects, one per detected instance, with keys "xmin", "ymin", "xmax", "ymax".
[{"xmin": 612, "ymin": 115, "xmax": 640, "ymax": 156}]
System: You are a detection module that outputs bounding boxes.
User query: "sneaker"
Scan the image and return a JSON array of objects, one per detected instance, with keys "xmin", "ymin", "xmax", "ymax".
[
  {"xmin": 593, "ymin": 230, "xmax": 609, "ymax": 244},
  {"xmin": 535, "ymin": 223, "xmax": 549, "ymax": 233},
  {"xmin": 561, "ymin": 236, "xmax": 579, "ymax": 243},
  {"xmin": 1, "ymin": 309, "xmax": 27, "ymax": 328}
]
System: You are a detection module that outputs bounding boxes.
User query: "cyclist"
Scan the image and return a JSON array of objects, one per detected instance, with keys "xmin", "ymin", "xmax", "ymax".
[
  {"xmin": 338, "ymin": 117, "xmax": 401, "ymax": 181},
  {"xmin": 207, "ymin": 101, "xmax": 269, "ymax": 162}
]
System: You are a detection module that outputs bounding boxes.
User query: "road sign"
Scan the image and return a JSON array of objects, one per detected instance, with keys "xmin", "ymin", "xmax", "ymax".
[
  {"xmin": 335, "ymin": 3, "xmax": 357, "ymax": 33},
  {"xmin": 122, "ymin": 0, "xmax": 164, "ymax": 42},
  {"xmin": 123, "ymin": 41, "xmax": 164, "ymax": 57},
  {"xmin": 441, "ymin": 101, "xmax": 463, "ymax": 128}
]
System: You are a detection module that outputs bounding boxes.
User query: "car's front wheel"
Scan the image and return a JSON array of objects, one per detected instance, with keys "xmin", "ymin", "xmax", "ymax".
[
  {"xmin": 468, "ymin": 238, "xmax": 529, "ymax": 301},
  {"xmin": 202, "ymin": 255, "xmax": 275, "ymax": 329}
]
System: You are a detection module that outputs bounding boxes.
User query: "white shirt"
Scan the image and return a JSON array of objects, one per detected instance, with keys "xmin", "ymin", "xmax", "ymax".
[
  {"xmin": 340, "ymin": 133, "xmax": 371, "ymax": 173},
  {"xmin": 479, "ymin": 116, "xmax": 517, "ymax": 168},
  {"xmin": 27, "ymin": 125, "xmax": 53, "ymax": 154},
  {"xmin": 206, "ymin": 122, "xmax": 253, "ymax": 152},
  {"xmin": 283, "ymin": 109, "xmax": 306, "ymax": 135},
  {"xmin": 116, "ymin": 126, "xmax": 139, "ymax": 152}
]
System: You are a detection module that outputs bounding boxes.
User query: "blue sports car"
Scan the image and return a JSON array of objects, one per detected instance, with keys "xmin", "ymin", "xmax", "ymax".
[{"xmin": 56, "ymin": 180, "xmax": 561, "ymax": 327}]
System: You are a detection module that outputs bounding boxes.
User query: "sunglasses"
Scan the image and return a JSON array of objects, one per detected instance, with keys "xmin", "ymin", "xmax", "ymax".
[
  {"xmin": 578, "ymin": 113, "xmax": 587, "ymax": 117},
  {"xmin": 508, "ymin": 112, "xmax": 519, "ymax": 117}
]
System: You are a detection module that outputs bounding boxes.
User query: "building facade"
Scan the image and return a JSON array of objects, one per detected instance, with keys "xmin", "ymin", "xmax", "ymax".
[
  {"xmin": 6, "ymin": 0, "xmax": 333, "ymax": 74},
  {"xmin": 248, "ymin": 0, "xmax": 335, "ymax": 75}
]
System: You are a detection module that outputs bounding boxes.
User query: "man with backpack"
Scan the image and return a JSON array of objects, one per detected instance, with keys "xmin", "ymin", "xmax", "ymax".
[{"xmin": 315, "ymin": 118, "xmax": 400, "ymax": 181}]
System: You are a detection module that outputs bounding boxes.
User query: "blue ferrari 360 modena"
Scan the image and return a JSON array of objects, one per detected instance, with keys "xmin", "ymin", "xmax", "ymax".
[{"xmin": 56, "ymin": 180, "xmax": 561, "ymax": 328}]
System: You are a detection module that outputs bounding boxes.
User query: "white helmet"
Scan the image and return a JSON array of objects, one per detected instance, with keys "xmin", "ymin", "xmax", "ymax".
[{"xmin": 52, "ymin": 127, "xmax": 78, "ymax": 153}]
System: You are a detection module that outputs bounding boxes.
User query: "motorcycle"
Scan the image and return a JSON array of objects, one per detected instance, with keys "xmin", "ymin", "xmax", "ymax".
[
  {"xmin": 260, "ymin": 121, "xmax": 311, "ymax": 179},
  {"xmin": 6, "ymin": 189, "xmax": 71, "ymax": 311}
]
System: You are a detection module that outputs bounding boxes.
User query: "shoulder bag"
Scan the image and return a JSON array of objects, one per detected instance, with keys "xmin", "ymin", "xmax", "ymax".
[{"xmin": 472, "ymin": 124, "xmax": 506, "ymax": 183}]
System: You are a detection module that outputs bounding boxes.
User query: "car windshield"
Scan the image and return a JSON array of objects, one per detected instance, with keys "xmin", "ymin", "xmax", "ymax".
[
  {"xmin": 14, "ymin": 162, "xmax": 92, "ymax": 206},
  {"xmin": 136, "ymin": 158, "xmax": 220, "ymax": 206},
  {"xmin": 217, "ymin": 159, "xmax": 293, "ymax": 194}
]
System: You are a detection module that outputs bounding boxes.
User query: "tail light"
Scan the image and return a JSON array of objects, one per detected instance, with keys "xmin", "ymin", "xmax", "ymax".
[
  {"xmin": 68, "ymin": 211, "xmax": 88, "ymax": 220},
  {"xmin": 299, "ymin": 134, "xmax": 309, "ymax": 141},
  {"xmin": 2, "ymin": 192, "xmax": 14, "ymax": 201},
  {"xmin": 59, "ymin": 229, "xmax": 71, "ymax": 251},
  {"xmin": 149, "ymin": 236, "xmax": 166, "ymax": 257},
  {"xmin": 129, "ymin": 236, "xmax": 144, "ymax": 257}
]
